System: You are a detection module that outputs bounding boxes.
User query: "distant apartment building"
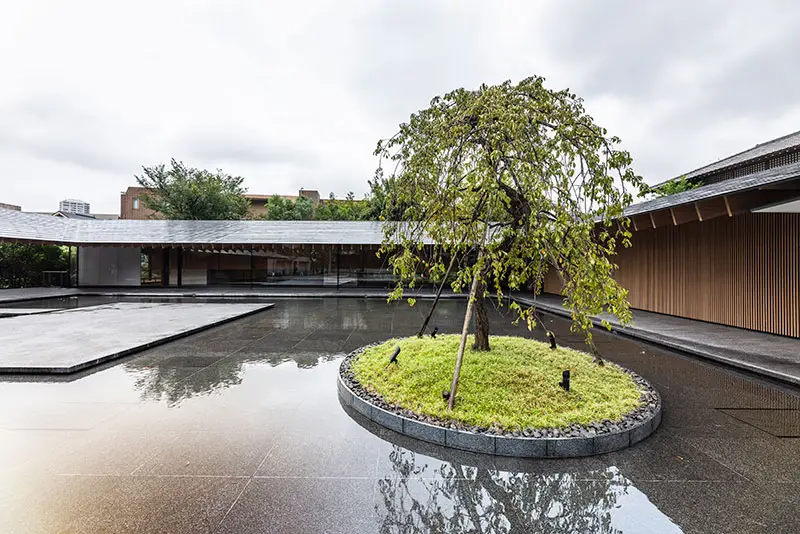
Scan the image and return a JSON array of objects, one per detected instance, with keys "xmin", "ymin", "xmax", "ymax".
[
  {"xmin": 0, "ymin": 202, "xmax": 22, "ymax": 211},
  {"xmin": 120, "ymin": 186, "xmax": 321, "ymax": 219},
  {"xmin": 59, "ymin": 199, "xmax": 91, "ymax": 215}
]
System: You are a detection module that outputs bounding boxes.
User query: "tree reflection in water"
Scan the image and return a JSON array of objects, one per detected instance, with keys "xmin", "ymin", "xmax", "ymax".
[
  {"xmin": 126, "ymin": 357, "xmax": 245, "ymax": 406},
  {"xmin": 377, "ymin": 445, "xmax": 628, "ymax": 534},
  {"xmin": 124, "ymin": 351, "xmax": 339, "ymax": 406}
]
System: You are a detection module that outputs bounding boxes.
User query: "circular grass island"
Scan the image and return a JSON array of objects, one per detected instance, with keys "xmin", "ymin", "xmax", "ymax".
[{"xmin": 338, "ymin": 335, "xmax": 661, "ymax": 458}]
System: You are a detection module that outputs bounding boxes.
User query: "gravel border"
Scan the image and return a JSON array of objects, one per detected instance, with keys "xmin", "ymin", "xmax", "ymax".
[{"xmin": 338, "ymin": 342, "xmax": 662, "ymax": 458}]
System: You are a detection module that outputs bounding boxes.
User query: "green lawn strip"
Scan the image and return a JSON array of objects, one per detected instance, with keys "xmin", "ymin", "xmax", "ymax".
[{"xmin": 351, "ymin": 335, "xmax": 643, "ymax": 431}]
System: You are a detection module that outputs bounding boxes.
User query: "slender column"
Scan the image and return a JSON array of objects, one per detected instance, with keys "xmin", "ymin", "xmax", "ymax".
[
  {"xmin": 177, "ymin": 248, "xmax": 183, "ymax": 287},
  {"xmin": 162, "ymin": 249, "xmax": 170, "ymax": 287},
  {"xmin": 336, "ymin": 244, "xmax": 341, "ymax": 290},
  {"xmin": 360, "ymin": 245, "xmax": 365, "ymax": 287}
]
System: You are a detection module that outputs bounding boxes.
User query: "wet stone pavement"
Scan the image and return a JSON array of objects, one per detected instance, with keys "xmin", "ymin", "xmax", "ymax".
[{"xmin": 1, "ymin": 298, "xmax": 799, "ymax": 533}]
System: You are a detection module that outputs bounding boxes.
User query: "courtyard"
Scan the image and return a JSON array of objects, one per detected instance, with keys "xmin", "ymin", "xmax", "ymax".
[{"xmin": 1, "ymin": 298, "xmax": 799, "ymax": 533}]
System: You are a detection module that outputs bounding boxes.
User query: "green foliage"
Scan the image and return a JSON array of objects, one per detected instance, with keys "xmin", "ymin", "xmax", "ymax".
[
  {"xmin": 0, "ymin": 243, "xmax": 69, "ymax": 288},
  {"xmin": 352, "ymin": 335, "xmax": 643, "ymax": 430},
  {"xmin": 135, "ymin": 159, "xmax": 250, "ymax": 220},
  {"xmin": 644, "ymin": 175, "xmax": 701, "ymax": 198},
  {"xmin": 293, "ymin": 195, "xmax": 314, "ymax": 220},
  {"xmin": 374, "ymin": 76, "xmax": 645, "ymax": 343},
  {"xmin": 262, "ymin": 194, "xmax": 315, "ymax": 220},
  {"xmin": 364, "ymin": 177, "xmax": 410, "ymax": 221},
  {"xmin": 262, "ymin": 195, "xmax": 294, "ymax": 220},
  {"xmin": 315, "ymin": 191, "xmax": 371, "ymax": 221}
]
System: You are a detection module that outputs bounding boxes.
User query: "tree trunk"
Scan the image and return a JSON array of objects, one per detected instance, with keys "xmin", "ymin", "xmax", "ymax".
[
  {"xmin": 472, "ymin": 282, "xmax": 490, "ymax": 351},
  {"xmin": 417, "ymin": 252, "xmax": 457, "ymax": 338},
  {"xmin": 590, "ymin": 339, "xmax": 605, "ymax": 366}
]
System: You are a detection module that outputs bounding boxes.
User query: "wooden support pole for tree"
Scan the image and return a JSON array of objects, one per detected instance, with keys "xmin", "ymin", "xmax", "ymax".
[
  {"xmin": 447, "ymin": 250, "xmax": 483, "ymax": 410},
  {"xmin": 417, "ymin": 251, "xmax": 458, "ymax": 338},
  {"xmin": 448, "ymin": 210, "xmax": 491, "ymax": 411}
]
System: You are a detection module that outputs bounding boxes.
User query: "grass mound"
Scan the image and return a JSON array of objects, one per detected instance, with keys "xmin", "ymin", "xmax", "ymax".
[{"xmin": 351, "ymin": 335, "xmax": 644, "ymax": 430}]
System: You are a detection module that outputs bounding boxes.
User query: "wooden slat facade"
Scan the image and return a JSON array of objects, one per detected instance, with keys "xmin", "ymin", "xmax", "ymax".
[{"xmin": 544, "ymin": 212, "xmax": 800, "ymax": 338}]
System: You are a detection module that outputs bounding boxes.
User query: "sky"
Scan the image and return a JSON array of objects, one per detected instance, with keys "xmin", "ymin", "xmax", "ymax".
[{"xmin": 2, "ymin": 1, "xmax": 800, "ymax": 214}]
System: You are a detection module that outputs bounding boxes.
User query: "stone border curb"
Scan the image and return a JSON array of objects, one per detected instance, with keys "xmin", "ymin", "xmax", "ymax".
[{"xmin": 338, "ymin": 359, "xmax": 662, "ymax": 459}]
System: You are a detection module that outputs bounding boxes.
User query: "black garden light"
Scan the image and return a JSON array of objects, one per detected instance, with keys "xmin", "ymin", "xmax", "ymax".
[{"xmin": 559, "ymin": 370, "xmax": 570, "ymax": 391}]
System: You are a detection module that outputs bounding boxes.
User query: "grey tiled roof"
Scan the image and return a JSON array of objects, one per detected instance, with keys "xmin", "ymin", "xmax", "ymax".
[
  {"xmin": 682, "ymin": 130, "xmax": 800, "ymax": 181},
  {"xmin": 55, "ymin": 212, "xmax": 97, "ymax": 220},
  {"xmin": 651, "ymin": 130, "xmax": 800, "ymax": 189},
  {"xmin": 625, "ymin": 160, "xmax": 800, "ymax": 217},
  {"xmin": 0, "ymin": 210, "xmax": 394, "ymax": 245}
]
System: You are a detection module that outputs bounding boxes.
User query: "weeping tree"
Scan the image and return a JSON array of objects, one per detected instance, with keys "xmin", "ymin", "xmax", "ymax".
[{"xmin": 374, "ymin": 76, "xmax": 643, "ymax": 409}]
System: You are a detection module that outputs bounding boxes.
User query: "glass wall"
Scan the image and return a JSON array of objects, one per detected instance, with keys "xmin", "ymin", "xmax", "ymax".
[
  {"xmin": 140, "ymin": 244, "xmax": 444, "ymax": 289},
  {"xmin": 140, "ymin": 249, "xmax": 163, "ymax": 285}
]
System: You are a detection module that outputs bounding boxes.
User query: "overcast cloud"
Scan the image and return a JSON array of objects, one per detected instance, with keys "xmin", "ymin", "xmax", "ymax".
[{"xmin": 2, "ymin": 0, "xmax": 799, "ymax": 214}]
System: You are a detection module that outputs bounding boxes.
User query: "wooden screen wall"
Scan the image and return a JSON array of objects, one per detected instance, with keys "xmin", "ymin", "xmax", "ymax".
[{"xmin": 543, "ymin": 212, "xmax": 800, "ymax": 337}]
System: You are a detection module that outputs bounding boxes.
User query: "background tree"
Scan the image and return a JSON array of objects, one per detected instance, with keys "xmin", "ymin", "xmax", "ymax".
[
  {"xmin": 262, "ymin": 195, "xmax": 296, "ymax": 220},
  {"xmin": 262, "ymin": 194, "xmax": 315, "ymax": 220},
  {"xmin": 644, "ymin": 174, "xmax": 700, "ymax": 198},
  {"xmin": 135, "ymin": 159, "xmax": 250, "ymax": 220},
  {"xmin": 293, "ymin": 195, "xmax": 314, "ymax": 220},
  {"xmin": 365, "ymin": 176, "xmax": 411, "ymax": 221},
  {"xmin": 316, "ymin": 191, "xmax": 371, "ymax": 221},
  {"xmin": 374, "ymin": 77, "xmax": 643, "ymax": 407},
  {"xmin": 0, "ymin": 243, "xmax": 69, "ymax": 288}
]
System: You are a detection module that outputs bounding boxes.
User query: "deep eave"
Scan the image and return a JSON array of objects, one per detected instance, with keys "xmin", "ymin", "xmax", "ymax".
[{"xmin": 624, "ymin": 160, "xmax": 800, "ymax": 231}]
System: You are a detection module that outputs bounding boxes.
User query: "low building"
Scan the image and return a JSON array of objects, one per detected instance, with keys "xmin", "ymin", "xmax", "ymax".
[
  {"xmin": 0, "ymin": 210, "xmax": 393, "ymax": 288},
  {"xmin": 52, "ymin": 211, "xmax": 97, "ymax": 220},
  {"xmin": 0, "ymin": 202, "xmax": 21, "ymax": 211},
  {"xmin": 52, "ymin": 211, "xmax": 118, "ymax": 220}
]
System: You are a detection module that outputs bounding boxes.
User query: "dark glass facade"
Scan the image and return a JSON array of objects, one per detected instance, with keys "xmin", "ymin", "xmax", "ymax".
[{"xmin": 140, "ymin": 244, "xmax": 431, "ymax": 289}]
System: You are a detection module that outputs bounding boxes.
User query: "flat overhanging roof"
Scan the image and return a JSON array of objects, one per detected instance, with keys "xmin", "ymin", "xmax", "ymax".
[{"xmin": 0, "ymin": 210, "xmax": 394, "ymax": 247}]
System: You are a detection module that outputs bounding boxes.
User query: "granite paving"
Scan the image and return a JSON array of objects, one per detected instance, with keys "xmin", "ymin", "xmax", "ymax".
[
  {"xmin": 0, "ymin": 298, "xmax": 798, "ymax": 533},
  {"xmin": 0, "ymin": 302, "xmax": 272, "ymax": 373}
]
